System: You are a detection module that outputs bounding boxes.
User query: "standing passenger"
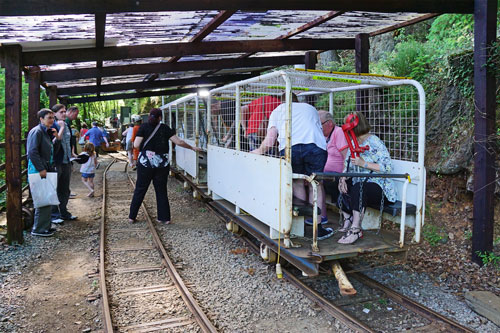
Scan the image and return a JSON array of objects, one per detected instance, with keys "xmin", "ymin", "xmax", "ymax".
[
  {"xmin": 80, "ymin": 142, "xmax": 98, "ymax": 198},
  {"xmin": 85, "ymin": 121, "xmax": 109, "ymax": 158},
  {"xmin": 242, "ymin": 95, "xmax": 282, "ymax": 151},
  {"xmin": 122, "ymin": 123, "xmax": 135, "ymax": 168},
  {"xmin": 252, "ymin": 94, "xmax": 334, "ymax": 240},
  {"xmin": 128, "ymin": 108, "xmax": 202, "ymax": 224},
  {"xmin": 51, "ymin": 104, "xmax": 77, "ymax": 223},
  {"xmin": 27, "ymin": 109, "xmax": 58, "ymax": 237}
]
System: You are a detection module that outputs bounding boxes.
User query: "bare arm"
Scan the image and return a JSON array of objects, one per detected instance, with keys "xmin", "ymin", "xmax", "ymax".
[
  {"xmin": 170, "ymin": 135, "xmax": 203, "ymax": 152},
  {"xmin": 55, "ymin": 120, "xmax": 65, "ymax": 140},
  {"xmin": 133, "ymin": 136, "xmax": 143, "ymax": 149},
  {"xmin": 251, "ymin": 127, "xmax": 278, "ymax": 155}
]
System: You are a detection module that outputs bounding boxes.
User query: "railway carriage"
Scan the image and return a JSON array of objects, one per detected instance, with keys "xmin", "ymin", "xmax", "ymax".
[
  {"xmin": 163, "ymin": 69, "xmax": 426, "ymax": 280},
  {"xmin": 162, "ymin": 94, "xmax": 209, "ymax": 195}
]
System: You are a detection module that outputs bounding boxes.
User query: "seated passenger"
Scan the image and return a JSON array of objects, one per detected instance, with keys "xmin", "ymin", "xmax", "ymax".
[
  {"xmin": 241, "ymin": 95, "xmax": 282, "ymax": 151},
  {"xmin": 338, "ymin": 112, "xmax": 397, "ymax": 244},
  {"xmin": 211, "ymin": 100, "xmax": 248, "ymax": 151},
  {"xmin": 305, "ymin": 111, "xmax": 347, "ymax": 226},
  {"xmin": 252, "ymin": 93, "xmax": 334, "ymax": 240}
]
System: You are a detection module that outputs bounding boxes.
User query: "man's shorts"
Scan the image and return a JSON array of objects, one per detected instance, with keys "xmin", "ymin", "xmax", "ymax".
[{"xmin": 281, "ymin": 143, "xmax": 327, "ymax": 175}]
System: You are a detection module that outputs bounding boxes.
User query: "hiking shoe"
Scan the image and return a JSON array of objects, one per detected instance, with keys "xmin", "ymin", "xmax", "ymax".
[
  {"xmin": 317, "ymin": 225, "xmax": 334, "ymax": 241},
  {"xmin": 31, "ymin": 230, "xmax": 55, "ymax": 237},
  {"xmin": 305, "ymin": 216, "xmax": 328, "ymax": 226},
  {"xmin": 51, "ymin": 218, "xmax": 64, "ymax": 224}
]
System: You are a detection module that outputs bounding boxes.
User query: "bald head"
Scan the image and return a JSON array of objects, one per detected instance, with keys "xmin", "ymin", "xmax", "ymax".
[{"xmin": 318, "ymin": 110, "xmax": 335, "ymax": 137}]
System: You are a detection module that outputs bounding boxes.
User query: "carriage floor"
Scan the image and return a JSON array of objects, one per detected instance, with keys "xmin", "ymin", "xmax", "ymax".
[{"xmin": 212, "ymin": 199, "xmax": 408, "ymax": 274}]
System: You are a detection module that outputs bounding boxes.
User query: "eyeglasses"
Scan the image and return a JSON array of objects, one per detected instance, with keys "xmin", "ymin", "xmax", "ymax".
[{"xmin": 321, "ymin": 120, "xmax": 332, "ymax": 125}]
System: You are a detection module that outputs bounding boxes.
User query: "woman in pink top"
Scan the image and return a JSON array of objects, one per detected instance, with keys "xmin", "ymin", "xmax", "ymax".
[{"xmin": 306, "ymin": 111, "xmax": 347, "ymax": 226}]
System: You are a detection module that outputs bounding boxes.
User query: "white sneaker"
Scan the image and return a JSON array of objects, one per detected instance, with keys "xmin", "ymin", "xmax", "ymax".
[{"xmin": 52, "ymin": 218, "xmax": 64, "ymax": 224}]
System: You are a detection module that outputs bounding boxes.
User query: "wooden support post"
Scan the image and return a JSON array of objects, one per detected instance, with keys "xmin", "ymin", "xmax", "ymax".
[
  {"xmin": 27, "ymin": 66, "xmax": 41, "ymax": 130},
  {"xmin": 48, "ymin": 85, "xmax": 57, "ymax": 107},
  {"xmin": 304, "ymin": 51, "xmax": 317, "ymax": 70},
  {"xmin": 2, "ymin": 45, "xmax": 23, "ymax": 244},
  {"xmin": 355, "ymin": 33, "xmax": 370, "ymax": 115},
  {"xmin": 472, "ymin": 0, "xmax": 497, "ymax": 264},
  {"xmin": 305, "ymin": 51, "xmax": 318, "ymax": 105}
]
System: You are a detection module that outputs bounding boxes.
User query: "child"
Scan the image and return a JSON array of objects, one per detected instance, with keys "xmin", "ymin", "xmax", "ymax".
[{"xmin": 80, "ymin": 142, "xmax": 97, "ymax": 197}]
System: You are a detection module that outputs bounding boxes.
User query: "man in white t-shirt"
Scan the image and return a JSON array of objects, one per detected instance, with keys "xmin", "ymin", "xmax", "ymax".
[{"xmin": 251, "ymin": 93, "xmax": 333, "ymax": 240}]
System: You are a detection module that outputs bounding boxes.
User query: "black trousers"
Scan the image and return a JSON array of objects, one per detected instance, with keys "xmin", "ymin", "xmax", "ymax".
[
  {"xmin": 341, "ymin": 179, "xmax": 385, "ymax": 215},
  {"xmin": 51, "ymin": 162, "xmax": 72, "ymax": 219},
  {"xmin": 129, "ymin": 164, "xmax": 171, "ymax": 221},
  {"xmin": 323, "ymin": 178, "xmax": 340, "ymax": 205}
]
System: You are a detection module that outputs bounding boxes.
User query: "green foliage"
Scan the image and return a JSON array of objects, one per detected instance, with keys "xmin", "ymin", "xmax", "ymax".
[
  {"xmin": 422, "ymin": 224, "xmax": 448, "ymax": 247},
  {"xmin": 475, "ymin": 251, "xmax": 500, "ymax": 270}
]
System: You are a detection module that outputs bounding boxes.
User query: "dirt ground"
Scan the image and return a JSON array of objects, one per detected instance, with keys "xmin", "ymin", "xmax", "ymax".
[
  {"xmin": 0, "ymin": 161, "xmax": 105, "ymax": 332},
  {"xmin": 1, "ymin": 156, "xmax": 499, "ymax": 332}
]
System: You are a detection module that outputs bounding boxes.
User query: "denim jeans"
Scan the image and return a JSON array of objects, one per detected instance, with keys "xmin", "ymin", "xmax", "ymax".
[{"xmin": 281, "ymin": 143, "xmax": 327, "ymax": 175}]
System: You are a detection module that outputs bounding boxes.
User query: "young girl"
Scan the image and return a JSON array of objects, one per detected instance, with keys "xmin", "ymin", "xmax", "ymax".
[{"xmin": 80, "ymin": 142, "xmax": 98, "ymax": 197}]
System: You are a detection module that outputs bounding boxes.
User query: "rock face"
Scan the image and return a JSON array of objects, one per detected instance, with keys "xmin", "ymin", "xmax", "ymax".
[{"xmin": 465, "ymin": 291, "xmax": 500, "ymax": 327}]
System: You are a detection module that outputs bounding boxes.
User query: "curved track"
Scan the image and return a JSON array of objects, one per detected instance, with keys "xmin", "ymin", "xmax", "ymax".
[{"xmin": 99, "ymin": 158, "xmax": 217, "ymax": 332}]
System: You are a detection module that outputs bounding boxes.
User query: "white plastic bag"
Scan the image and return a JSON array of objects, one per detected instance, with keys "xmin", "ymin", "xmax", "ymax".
[{"xmin": 28, "ymin": 172, "xmax": 60, "ymax": 208}]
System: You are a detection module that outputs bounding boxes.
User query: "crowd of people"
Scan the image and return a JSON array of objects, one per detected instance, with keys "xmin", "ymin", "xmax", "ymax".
[{"xmin": 26, "ymin": 104, "xmax": 117, "ymax": 237}]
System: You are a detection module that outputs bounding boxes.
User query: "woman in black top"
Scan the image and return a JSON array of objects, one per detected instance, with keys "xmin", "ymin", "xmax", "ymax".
[{"xmin": 128, "ymin": 108, "xmax": 202, "ymax": 224}]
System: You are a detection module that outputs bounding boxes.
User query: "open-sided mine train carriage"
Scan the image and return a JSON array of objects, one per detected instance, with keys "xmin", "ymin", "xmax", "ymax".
[{"xmin": 162, "ymin": 69, "xmax": 426, "ymax": 282}]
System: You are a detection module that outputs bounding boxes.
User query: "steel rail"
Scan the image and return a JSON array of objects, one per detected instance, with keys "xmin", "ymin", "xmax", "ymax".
[
  {"xmin": 169, "ymin": 167, "xmax": 475, "ymax": 333},
  {"xmin": 237, "ymin": 235, "xmax": 374, "ymax": 333},
  {"xmin": 350, "ymin": 272, "xmax": 475, "ymax": 333},
  {"xmin": 99, "ymin": 158, "xmax": 116, "ymax": 333},
  {"xmin": 125, "ymin": 168, "xmax": 218, "ymax": 333}
]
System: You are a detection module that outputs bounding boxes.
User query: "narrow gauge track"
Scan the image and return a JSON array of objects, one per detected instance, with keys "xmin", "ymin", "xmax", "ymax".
[
  {"xmin": 99, "ymin": 159, "xmax": 217, "ymax": 333},
  {"xmin": 170, "ymin": 170, "xmax": 474, "ymax": 333}
]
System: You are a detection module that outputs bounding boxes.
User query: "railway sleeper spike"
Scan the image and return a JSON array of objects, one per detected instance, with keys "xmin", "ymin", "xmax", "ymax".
[{"xmin": 332, "ymin": 261, "xmax": 357, "ymax": 297}]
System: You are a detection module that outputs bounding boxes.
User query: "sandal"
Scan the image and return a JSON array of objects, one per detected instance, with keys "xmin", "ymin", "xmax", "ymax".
[
  {"xmin": 338, "ymin": 227, "xmax": 363, "ymax": 244},
  {"xmin": 338, "ymin": 215, "xmax": 353, "ymax": 232}
]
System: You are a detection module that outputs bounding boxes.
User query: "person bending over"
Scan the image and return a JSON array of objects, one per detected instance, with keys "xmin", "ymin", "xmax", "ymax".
[{"xmin": 252, "ymin": 93, "xmax": 334, "ymax": 240}]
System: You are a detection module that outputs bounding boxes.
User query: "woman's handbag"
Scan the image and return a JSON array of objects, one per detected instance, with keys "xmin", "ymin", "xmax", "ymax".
[
  {"xmin": 28, "ymin": 172, "xmax": 60, "ymax": 208},
  {"xmin": 137, "ymin": 123, "xmax": 169, "ymax": 168}
]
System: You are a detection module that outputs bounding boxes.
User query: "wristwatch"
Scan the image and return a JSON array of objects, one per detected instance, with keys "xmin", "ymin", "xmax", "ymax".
[{"xmin": 364, "ymin": 162, "xmax": 369, "ymax": 168}]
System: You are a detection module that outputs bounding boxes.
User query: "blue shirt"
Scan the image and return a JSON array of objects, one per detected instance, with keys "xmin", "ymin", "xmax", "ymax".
[{"xmin": 86, "ymin": 127, "xmax": 105, "ymax": 147}]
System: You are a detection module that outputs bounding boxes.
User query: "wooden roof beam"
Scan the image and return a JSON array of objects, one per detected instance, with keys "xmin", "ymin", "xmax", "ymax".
[
  {"xmin": 41, "ymin": 55, "xmax": 301, "ymax": 82},
  {"xmin": 65, "ymin": 87, "xmax": 207, "ymax": 103},
  {"xmin": 57, "ymin": 74, "xmax": 253, "ymax": 96},
  {"xmin": 0, "ymin": 1, "xmax": 474, "ymax": 15},
  {"xmin": 369, "ymin": 13, "xmax": 439, "ymax": 36},
  {"xmin": 23, "ymin": 38, "xmax": 354, "ymax": 66},
  {"xmin": 95, "ymin": 13, "xmax": 106, "ymax": 96},
  {"xmin": 169, "ymin": 10, "xmax": 236, "ymax": 63}
]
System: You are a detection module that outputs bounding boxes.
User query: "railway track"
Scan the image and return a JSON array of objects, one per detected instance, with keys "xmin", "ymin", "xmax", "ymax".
[
  {"xmin": 172, "ymin": 169, "xmax": 474, "ymax": 333},
  {"xmin": 99, "ymin": 159, "xmax": 217, "ymax": 332}
]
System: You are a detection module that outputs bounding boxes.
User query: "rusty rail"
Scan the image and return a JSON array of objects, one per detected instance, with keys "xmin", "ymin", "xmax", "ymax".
[
  {"xmin": 99, "ymin": 159, "xmax": 115, "ymax": 333},
  {"xmin": 126, "ymin": 167, "xmax": 218, "ymax": 333},
  {"xmin": 168, "ymin": 166, "xmax": 475, "ymax": 333}
]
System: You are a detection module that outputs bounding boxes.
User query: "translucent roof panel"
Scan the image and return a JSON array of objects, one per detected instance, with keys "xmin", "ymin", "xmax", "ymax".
[
  {"xmin": 296, "ymin": 12, "xmax": 426, "ymax": 38},
  {"xmin": 207, "ymin": 10, "xmax": 330, "ymax": 41}
]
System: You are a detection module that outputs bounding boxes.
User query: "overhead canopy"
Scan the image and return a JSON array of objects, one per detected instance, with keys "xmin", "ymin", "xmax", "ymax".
[{"xmin": 0, "ymin": 1, "xmax": 471, "ymax": 101}]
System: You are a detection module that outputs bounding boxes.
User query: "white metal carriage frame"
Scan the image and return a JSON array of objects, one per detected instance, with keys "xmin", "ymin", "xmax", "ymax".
[
  {"xmin": 162, "ymin": 93, "xmax": 207, "ymax": 183},
  {"xmin": 204, "ymin": 69, "xmax": 426, "ymax": 251}
]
